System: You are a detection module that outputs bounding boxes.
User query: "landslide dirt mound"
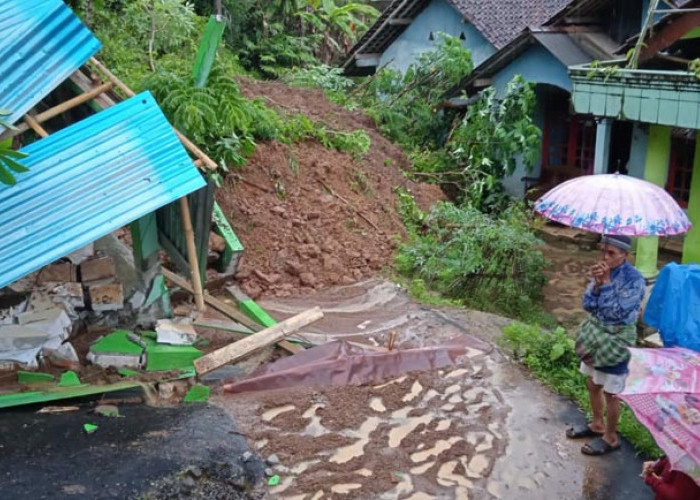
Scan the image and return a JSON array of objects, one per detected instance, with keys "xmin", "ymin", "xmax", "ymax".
[{"xmin": 216, "ymin": 78, "xmax": 443, "ymax": 299}]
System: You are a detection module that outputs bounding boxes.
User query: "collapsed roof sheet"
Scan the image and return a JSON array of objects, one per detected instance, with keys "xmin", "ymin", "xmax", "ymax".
[
  {"xmin": 0, "ymin": 0, "xmax": 101, "ymax": 131},
  {"xmin": 0, "ymin": 92, "xmax": 206, "ymax": 289}
]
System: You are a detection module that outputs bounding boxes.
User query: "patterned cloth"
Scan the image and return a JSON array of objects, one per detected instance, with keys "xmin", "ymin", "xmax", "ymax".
[
  {"xmin": 575, "ymin": 316, "xmax": 637, "ymax": 369},
  {"xmin": 621, "ymin": 347, "xmax": 700, "ymax": 487},
  {"xmin": 582, "ymin": 261, "xmax": 646, "ymax": 325}
]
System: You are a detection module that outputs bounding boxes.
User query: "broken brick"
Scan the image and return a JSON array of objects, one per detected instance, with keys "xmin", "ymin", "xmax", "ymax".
[
  {"xmin": 37, "ymin": 262, "xmax": 77, "ymax": 283},
  {"xmin": 80, "ymin": 257, "xmax": 116, "ymax": 284},
  {"xmin": 89, "ymin": 283, "xmax": 124, "ymax": 312}
]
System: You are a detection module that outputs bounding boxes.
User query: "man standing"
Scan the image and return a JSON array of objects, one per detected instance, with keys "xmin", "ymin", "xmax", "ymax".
[{"xmin": 566, "ymin": 234, "xmax": 646, "ymax": 455}]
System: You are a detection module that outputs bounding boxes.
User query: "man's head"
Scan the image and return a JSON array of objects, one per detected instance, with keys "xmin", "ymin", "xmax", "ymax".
[{"xmin": 599, "ymin": 235, "xmax": 631, "ymax": 269}]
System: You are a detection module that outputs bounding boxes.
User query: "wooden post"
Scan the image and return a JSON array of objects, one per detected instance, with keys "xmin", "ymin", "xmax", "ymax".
[
  {"xmin": 194, "ymin": 307, "xmax": 323, "ymax": 375},
  {"xmin": 179, "ymin": 196, "xmax": 206, "ymax": 312}
]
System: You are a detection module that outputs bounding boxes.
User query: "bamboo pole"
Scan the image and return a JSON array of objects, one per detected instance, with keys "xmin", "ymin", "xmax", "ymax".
[
  {"xmin": 179, "ymin": 196, "xmax": 206, "ymax": 312},
  {"xmin": 10, "ymin": 82, "xmax": 113, "ymax": 136},
  {"xmin": 88, "ymin": 57, "xmax": 218, "ymax": 170},
  {"xmin": 23, "ymin": 114, "xmax": 48, "ymax": 138}
]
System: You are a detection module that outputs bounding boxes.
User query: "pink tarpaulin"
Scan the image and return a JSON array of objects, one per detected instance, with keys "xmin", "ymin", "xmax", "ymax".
[
  {"xmin": 621, "ymin": 347, "xmax": 700, "ymax": 485},
  {"xmin": 222, "ymin": 335, "xmax": 491, "ymax": 394}
]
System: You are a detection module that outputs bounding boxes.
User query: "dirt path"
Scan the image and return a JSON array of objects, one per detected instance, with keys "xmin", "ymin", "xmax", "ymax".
[{"xmin": 213, "ymin": 280, "xmax": 653, "ymax": 500}]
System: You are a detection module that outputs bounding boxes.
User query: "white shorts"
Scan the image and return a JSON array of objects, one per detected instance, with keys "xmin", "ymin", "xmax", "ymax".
[{"xmin": 580, "ymin": 362, "xmax": 627, "ymax": 395}]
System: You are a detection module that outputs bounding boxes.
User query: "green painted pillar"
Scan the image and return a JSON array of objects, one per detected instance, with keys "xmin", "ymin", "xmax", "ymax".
[
  {"xmin": 682, "ymin": 131, "xmax": 700, "ymax": 264},
  {"xmin": 636, "ymin": 125, "xmax": 671, "ymax": 278},
  {"xmin": 193, "ymin": 15, "xmax": 226, "ymax": 88}
]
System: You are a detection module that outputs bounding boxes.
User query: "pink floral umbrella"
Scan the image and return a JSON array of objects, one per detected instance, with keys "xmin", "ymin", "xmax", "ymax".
[
  {"xmin": 534, "ymin": 174, "xmax": 692, "ymax": 236},
  {"xmin": 621, "ymin": 347, "xmax": 700, "ymax": 485}
]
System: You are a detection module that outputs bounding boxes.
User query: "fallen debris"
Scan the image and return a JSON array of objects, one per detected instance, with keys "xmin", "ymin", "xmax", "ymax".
[
  {"xmin": 163, "ymin": 268, "xmax": 304, "ymax": 354},
  {"xmin": 83, "ymin": 423, "xmax": 98, "ymax": 434},
  {"xmin": 184, "ymin": 384, "xmax": 211, "ymax": 403},
  {"xmin": 194, "ymin": 307, "xmax": 324, "ymax": 375},
  {"xmin": 156, "ymin": 318, "xmax": 198, "ymax": 346},
  {"xmin": 36, "ymin": 405, "xmax": 80, "ymax": 414},
  {"xmin": 94, "ymin": 404, "xmax": 121, "ymax": 418}
]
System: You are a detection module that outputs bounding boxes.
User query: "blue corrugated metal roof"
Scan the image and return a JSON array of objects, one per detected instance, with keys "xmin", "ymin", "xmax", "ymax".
[
  {"xmin": 0, "ymin": 91, "xmax": 207, "ymax": 289},
  {"xmin": 0, "ymin": 0, "xmax": 101, "ymax": 131}
]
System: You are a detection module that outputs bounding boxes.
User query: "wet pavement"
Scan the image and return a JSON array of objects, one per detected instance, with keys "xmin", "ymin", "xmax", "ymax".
[
  {"xmin": 0, "ymin": 395, "xmax": 265, "ymax": 499},
  {"xmin": 254, "ymin": 279, "xmax": 655, "ymax": 500}
]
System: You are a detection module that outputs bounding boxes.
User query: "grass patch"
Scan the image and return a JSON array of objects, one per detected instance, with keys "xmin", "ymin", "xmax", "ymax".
[{"xmin": 500, "ymin": 321, "xmax": 663, "ymax": 458}]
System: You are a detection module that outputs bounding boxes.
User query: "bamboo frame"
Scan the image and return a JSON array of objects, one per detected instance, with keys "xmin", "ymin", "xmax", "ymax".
[
  {"xmin": 8, "ymin": 82, "xmax": 113, "ymax": 136},
  {"xmin": 23, "ymin": 114, "xmax": 48, "ymax": 138}
]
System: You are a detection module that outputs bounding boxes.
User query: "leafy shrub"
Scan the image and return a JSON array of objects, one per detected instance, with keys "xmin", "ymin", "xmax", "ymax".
[
  {"xmin": 500, "ymin": 321, "xmax": 662, "ymax": 458},
  {"xmin": 282, "ymin": 64, "xmax": 354, "ymax": 93},
  {"xmin": 144, "ymin": 67, "xmax": 282, "ymax": 167},
  {"xmin": 362, "ymin": 34, "xmax": 473, "ymax": 151},
  {"xmin": 395, "ymin": 201, "xmax": 547, "ymax": 319}
]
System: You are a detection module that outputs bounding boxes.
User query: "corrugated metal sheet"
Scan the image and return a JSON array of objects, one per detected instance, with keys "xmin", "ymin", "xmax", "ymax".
[
  {"xmin": 0, "ymin": 91, "xmax": 207, "ymax": 289},
  {"xmin": 0, "ymin": 0, "xmax": 101, "ymax": 131},
  {"xmin": 533, "ymin": 32, "xmax": 593, "ymax": 66}
]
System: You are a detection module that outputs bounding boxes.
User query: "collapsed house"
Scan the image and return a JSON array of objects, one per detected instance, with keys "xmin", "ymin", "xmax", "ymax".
[{"xmin": 0, "ymin": 0, "xmax": 254, "ymax": 406}]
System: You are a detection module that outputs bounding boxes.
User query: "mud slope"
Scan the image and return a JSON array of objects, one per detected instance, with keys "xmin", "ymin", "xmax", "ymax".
[{"xmin": 216, "ymin": 79, "xmax": 443, "ymax": 299}]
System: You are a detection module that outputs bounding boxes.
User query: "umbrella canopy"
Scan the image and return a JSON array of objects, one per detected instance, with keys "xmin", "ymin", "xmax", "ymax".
[
  {"xmin": 534, "ymin": 174, "xmax": 692, "ymax": 236},
  {"xmin": 621, "ymin": 347, "xmax": 700, "ymax": 485}
]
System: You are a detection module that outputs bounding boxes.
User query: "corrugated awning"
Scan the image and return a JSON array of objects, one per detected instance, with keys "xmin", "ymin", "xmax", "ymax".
[
  {"xmin": 0, "ymin": 91, "xmax": 207, "ymax": 289},
  {"xmin": 0, "ymin": 0, "xmax": 101, "ymax": 131},
  {"xmin": 533, "ymin": 32, "xmax": 594, "ymax": 66}
]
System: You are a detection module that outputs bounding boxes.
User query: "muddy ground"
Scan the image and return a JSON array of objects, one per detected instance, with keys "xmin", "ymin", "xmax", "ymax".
[
  {"xmin": 212, "ymin": 279, "xmax": 653, "ymax": 500},
  {"xmin": 217, "ymin": 79, "xmax": 443, "ymax": 301}
]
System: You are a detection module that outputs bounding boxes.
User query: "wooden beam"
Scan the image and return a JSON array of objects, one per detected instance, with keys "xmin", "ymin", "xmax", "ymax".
[
  {"xmin": 194, "ymin": 307, "xmax": 323, "ymax": 375},
  {"xmin": 9, "ymin": 82, "xmax": 113, "ymax": 136},
  {"xmin": 388, "ymin": 17, "xmax": 412, "ymax": 25},
  {"xmin": 640, "ymin": 11, "xmax": 700, "ymax": 62},
  {"xmin": 161, "ymin": 268, "xmax": 303, "ymax": 355}
]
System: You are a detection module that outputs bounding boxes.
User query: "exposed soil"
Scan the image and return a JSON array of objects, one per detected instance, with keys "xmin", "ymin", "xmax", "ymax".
[{"xmin": 216, "ymin": 79, "xmax": 443, "ymax": 300}]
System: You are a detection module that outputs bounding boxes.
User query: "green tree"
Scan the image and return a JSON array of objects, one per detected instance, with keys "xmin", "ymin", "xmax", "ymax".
[{"xmin": 0, "ymin": 109, "xmax": 29, "ymax": 186}]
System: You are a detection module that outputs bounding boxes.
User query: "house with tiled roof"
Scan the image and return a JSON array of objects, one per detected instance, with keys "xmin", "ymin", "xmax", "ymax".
[{"xmin": 342, "ymin": 0, "xmax": 571, "ymax": 76}]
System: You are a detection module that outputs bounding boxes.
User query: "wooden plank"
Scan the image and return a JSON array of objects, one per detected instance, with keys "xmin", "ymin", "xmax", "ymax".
[
  {"xmin": 194, "ymin": 307, "xmax": 323, "ymax": 375},
  {"xmin": 194, "ymin": 318, "xmax": 254, "ymax": 335},
  {"xmin": 161, "ymin": 268, "xmax": 302, "ymax": 354}
]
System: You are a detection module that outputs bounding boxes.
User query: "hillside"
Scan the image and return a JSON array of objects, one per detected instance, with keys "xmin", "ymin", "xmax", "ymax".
[{"xmin": 216, "ymin": 79, "xmax": 443, "ymax": 299}]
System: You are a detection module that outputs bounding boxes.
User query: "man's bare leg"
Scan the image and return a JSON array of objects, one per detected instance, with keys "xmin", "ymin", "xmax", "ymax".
[
  {"xmin": 603, "ymin": 392, "xmax": 621, "ymax": 446},
  {"xmin": 587, "ymin": 377, "xmax": 605, "ymax": 433}
]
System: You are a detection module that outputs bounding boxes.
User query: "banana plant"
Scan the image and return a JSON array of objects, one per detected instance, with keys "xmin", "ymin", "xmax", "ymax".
[
  {"xmin": 0, "ymin": 108, "xmax": 29, "ymax": 186},
  {"xmin": 297, "ymin": 0, "xmax": 379, "ymax": 63}
]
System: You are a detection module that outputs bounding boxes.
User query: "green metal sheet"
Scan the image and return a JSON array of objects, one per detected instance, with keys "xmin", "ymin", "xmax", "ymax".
[
  {"xmin": 0, "ymin": 380, "xmax": 141, "ymax": 409},
  {"xmin": 640, "ymin": 97, "xmax": 659, "ymax": 123},
  {"xmin": 572, "ymin": 90, "xmax": 591, "ymax": 114},
  {"xmin": 658, "ymin": 99, "xmax": 679, "ymax": 127},
  {"xmin": 623, "ymin": 96, "xmax": 641, "ymax": 121},
  {"xmin": 677, "ymin": 103, "xmax": 698, "ymax": 129},
  {"xmin": 605, "ymin": 94, "xmax": 622, "ymax": 117},
  {"xmin": 589, "ymin": 93, "xmax": 607, "ymax": 116}
]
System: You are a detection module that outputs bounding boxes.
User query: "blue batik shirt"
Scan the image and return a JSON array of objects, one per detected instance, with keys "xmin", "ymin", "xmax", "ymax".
[
  {"xmin": 583, "ymin": 260, "xmax": 646, "ymax": 326},
  {"xmin": 582, "ymin": 260, "xmax": 645, "ymax": 374}
]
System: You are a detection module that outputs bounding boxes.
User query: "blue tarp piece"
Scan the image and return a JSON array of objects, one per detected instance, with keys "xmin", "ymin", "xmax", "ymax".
[{"xmin": 643, "ymin": 262, "xmax": 700, "ymax": 352}]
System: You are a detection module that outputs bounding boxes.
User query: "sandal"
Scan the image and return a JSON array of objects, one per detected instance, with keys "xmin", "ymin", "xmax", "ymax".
[
  {"xmin": 581, "ymin": 437, "xmax": 621, "ymax": 456},
  {"xmin": 566, "ymin": 423, "xmax": 603, "ymax": 439}
]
